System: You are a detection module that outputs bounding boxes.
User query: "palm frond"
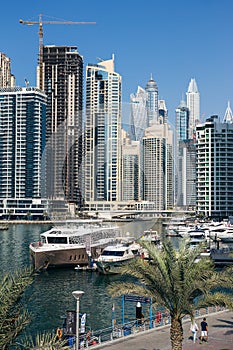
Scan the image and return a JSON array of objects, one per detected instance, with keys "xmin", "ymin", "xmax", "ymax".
[{"xmin": 19, "ymin": 332, "xmax": 70, "ymax": 349}]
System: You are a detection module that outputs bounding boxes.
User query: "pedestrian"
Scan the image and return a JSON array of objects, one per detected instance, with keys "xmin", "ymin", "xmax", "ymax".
[
  {"xmin": 190, "ymin": 320, "xmax": 199, "ymax": 343},
  {"xmin": 200, "ymin": 317, "xmax": 208, "ymax": 344}
]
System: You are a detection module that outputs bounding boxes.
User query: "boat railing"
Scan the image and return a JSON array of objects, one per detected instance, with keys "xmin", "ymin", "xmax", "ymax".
[{"xmin": 30, "ymin": 241, "xmax": 43, "ymax": 248}]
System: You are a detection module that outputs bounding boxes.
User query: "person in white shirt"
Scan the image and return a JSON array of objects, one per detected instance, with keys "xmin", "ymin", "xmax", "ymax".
[{"xmin": 190, "ymin": 320, "xmax": 199, "ymax": 343}]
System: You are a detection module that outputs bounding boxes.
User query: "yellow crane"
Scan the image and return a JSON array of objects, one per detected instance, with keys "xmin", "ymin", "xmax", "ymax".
[{"xmin": 19, "ymin": 14, "xmax": 96, "ymax": 89}]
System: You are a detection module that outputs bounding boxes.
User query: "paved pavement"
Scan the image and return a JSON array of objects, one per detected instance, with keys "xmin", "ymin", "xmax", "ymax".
[{"xmin": 93, "ymin": 310, "xmax": 233, "ymax": 350}]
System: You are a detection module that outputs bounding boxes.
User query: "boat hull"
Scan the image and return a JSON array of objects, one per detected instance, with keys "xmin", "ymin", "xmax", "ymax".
[
  {"xmin": 95, "ymin": 258, "xmax": 134, "ymax": 275},
  {"xmin": 30, "ymin": 245, "xmax": 103, "ymax": 271}
]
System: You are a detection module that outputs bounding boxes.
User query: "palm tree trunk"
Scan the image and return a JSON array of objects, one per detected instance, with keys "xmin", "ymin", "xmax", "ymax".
[{"xmin": 170, "ymin": 316, "xmax": 183, "ymax": 350}]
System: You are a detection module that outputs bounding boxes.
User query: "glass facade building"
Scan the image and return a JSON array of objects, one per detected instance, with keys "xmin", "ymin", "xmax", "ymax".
[
  {"xmin": 85, "ymin": 55, "xmax": 122, "ymax": 202},
  {"xmin": 145, "ymin": 76, "xmax": 158, "ymax": 126},
  {"xmin": 0, "ymin": 87, "xmax": 46, "ymax": 199}
]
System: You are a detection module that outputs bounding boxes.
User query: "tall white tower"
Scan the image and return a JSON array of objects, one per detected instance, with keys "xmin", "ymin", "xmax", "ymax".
[
  {"xmin": 85, "ymin": 55, "xmax": 122, "ymax": 202},
  {"xmin": 186, "ymin": 78, "xmax": 200, "ymax": 138}
]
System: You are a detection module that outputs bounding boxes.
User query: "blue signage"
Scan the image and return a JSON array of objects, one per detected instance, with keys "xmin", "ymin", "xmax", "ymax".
[{"xmin": 124, "ymin": 295, "xmax": 151, "ymax": 303}]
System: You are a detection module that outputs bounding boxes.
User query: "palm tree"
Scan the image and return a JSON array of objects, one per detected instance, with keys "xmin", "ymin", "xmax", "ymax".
[
  {"xmin": 0, "ymin": 268, "xmax": 33, "ymax": 349},
  {"xmin": 0, "ymin": 268, "xmax": 70, "ymax": 350},
  {"xmin": 16, "ymin": 332, "xmax": 70, "ymax": 349},
  {"xmin": 108, "ymin": 238, "xmax": 233, "ymax": 350}
]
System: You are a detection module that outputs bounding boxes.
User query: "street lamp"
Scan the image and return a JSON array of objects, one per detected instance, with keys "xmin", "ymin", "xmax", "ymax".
[{"xmin": 72, "ymin": 290, "xmax": 84, "ymax": 350}]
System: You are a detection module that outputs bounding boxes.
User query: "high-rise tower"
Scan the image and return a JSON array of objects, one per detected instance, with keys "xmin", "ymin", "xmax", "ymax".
[
  {"xmin": 130, "ymin": 86, "xmax": 147, "ymax": 142},
  {"xmin": 143, "ymin": 122, "xmax": 173, "ymax": 209},
  {"xmin": 0, "ymin": 52, "xmax": 15, "ymax": 87},
  {"xmin": 0, "ymin": 87, "xmax": 46, "ymax": 198},
  {"xmin": 186, "ymin": 78, "xmax": 200, "ymax": 138},
  {"xmin": 145, "ymin": 75, "xmax": 158, "ymax": 126},
  {"xmin": 85, "ymin": 55, "xmax": 122, "ymax": 202},
  {"xmin": 158, "ymin": 99, "xmax": 168, "ymax": 124},
  {"xmin": 121, "ymin": 130, "xmax": 140, "ymax": 201},
  {"xmin": 196, "ymin": 115, "xmax": 233, "ymax": 218},
  {"xmin": 40, "ymin": 46, "xmax": 83, "ymax": 206},
  {"xmin": 175, "ymin": 99, "xmax": 196, "ymax": 208}
]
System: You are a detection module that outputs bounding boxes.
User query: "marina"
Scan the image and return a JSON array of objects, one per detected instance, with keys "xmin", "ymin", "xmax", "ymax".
[
  {"xmin": 1, "ymin": 217, "xmax": 233, "ymax": 342},
  {"xmin": 0, "ymin": 220, "xmax": 156, "ymax": 337}
]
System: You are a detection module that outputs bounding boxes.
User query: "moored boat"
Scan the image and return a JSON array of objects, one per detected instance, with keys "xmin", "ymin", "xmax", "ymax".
[
  {"xmin": 29, "ymin": 220, "xmax": 121, "ymax": 271},
  {"xmin": 95, "ymin": 241, "xmax": 143, "ymax": 274}
]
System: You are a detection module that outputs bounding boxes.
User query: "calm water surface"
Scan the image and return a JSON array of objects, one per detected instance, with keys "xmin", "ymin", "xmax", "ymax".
[{"xmin": 0, "ymin": 220, "xmax": 158, "ymax": 336}]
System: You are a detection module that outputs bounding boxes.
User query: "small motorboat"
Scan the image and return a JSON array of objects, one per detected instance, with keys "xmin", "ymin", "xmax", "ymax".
[{"xmin": 95, "ymin": 242, "xmax": 143, "ymax": 274}]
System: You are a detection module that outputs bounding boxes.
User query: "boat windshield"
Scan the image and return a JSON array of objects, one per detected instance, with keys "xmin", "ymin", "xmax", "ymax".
[
  {"xmin": 101, "ymin": 250, "xmax": 125, "ymax": 257},
  {"xmin": 47, "ymin": 237, "xmax": 68, "ymax": 244}
]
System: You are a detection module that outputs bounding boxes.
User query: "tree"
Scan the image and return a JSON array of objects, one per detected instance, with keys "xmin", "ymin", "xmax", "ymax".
[
  {"xmin": 108, "ymin": 238, "xmax": 233, "ymax": 350},
  {"xmin": 0, "ymin": 268, "xmax": 70, "ymax": 350},
  {"xmin": 16, "ymin": 332, "xmax": 70, "ymax": 349},
  {"xmin": 0, "ymin": 268, "xmax": 33, "ymax": 349}
]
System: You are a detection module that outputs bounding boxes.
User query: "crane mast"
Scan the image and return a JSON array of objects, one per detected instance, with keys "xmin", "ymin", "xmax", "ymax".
[{"xmin": 19, "ymin": 14, "xmax": 96, "ymax": 89}]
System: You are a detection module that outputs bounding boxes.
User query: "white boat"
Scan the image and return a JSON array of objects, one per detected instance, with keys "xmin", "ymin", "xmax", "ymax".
[
  {"xmin": 29, "ymin": 220, "xmax": 121, "ymax": 271},
  {"xmin": 187, "ymin": 228, "xmax": 208, "ymax": 249},
  {"xmin": 95, "ymin": 242, "xmax": 143, "ymax": 274},
  {"xmin": 139, "ymin": 230, "xmax": 160, "ymax": 244}
]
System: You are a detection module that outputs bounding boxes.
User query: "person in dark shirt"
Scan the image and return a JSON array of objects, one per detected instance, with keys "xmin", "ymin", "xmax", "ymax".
[{"xmin": 200, "ymin": 317, "xmax": 208, "ymax": 344}]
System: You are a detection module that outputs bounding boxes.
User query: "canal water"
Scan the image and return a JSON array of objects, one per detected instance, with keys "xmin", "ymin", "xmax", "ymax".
[{"xmin": 0, "ymin": 219, "xmax": 159, "ymax": 337}]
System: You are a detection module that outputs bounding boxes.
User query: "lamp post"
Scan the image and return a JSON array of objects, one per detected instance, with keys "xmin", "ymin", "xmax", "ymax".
[{"xmin": 72, "ymin": 290, "xmax": 84, "ymax": 350}]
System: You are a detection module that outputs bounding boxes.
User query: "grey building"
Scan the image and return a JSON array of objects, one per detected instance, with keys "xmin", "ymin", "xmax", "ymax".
[{"xmin": 40, "ymin": 46, "xmax": 83, "ymax": 206}]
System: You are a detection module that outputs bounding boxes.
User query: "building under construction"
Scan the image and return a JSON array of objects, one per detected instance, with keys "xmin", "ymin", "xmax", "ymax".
[{"xmin": 40, "ymin": 46, "xmax": 83, "ymax": 207}]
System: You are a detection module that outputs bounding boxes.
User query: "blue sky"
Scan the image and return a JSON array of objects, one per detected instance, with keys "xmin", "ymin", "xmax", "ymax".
[{"xmin": 1, "ymin": 0, "xmax": 233, "ymax": 125}]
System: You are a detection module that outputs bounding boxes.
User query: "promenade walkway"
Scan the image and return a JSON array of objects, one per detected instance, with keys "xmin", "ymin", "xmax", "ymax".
[{"xmin": 93, "ymin": 310, "xmax": 233, "ymax": 350}]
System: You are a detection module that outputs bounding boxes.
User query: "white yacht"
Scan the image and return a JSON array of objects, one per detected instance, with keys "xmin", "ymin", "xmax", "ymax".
[
  {"xmin": 188, "ymin": 229, "xmax": 207, "ymax": 248},
  {"xmin": 95, "ymin": 242, "xmax": 143, "ymax": 274},
  {"xmin": 29, "ymin": 220, "xmax": 121, "ymax": 271}
]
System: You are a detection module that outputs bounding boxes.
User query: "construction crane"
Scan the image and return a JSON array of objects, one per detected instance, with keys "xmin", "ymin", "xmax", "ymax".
[{"xmin": 19, "ymin": 14, "xmax": 96, "ymax": 89}]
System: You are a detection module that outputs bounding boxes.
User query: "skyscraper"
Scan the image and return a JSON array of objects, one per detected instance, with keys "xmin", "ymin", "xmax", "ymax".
[
  {"xmin": 121, "ymin": 130, "xmax": 140, "ymax": 201},
  {"xmin": 175, "ymin": 99, "xmax": 196, "ymax": 208},
  {"xmin": 143, "ymin": 122, "xmax": 173, "ymax": 210},
  {"xmin": 176, "ymin": 100, "xmax": 189, "ymax": 143},
  {"xmin": 196, "ymin": 115, "xmax": 233, "ymax": 218},
  {"xmin": 145, "ymin": 75, "xmax": 158, "ymax": 126},
  {"xmin": 130, "ymin": 86, "xmax": 147, "ymax": 142},
  {"xmin": 40, "ymin": 46, "xmax": 83, "ymax": 206},
  {"xmin": 186, "ymin": 78, "xmax": 200, "ymax": 138},
  {"xmin": 85, "ymin": 55, "xmax": 122, "ymax": 202},
  {"xmin": 0, "ymin": 52, "xmax": 15, "ymax": 88},
  {"xmin": 158, "ymin": 99, "xmax": 168, "ymax": 124},
  {"xmin": 0, "ymin": 87, "xmax": 46, "ymax": 198}
]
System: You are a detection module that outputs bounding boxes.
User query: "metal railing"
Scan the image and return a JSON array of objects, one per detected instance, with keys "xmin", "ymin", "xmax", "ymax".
[{"xmin": 74, "ymin": 305, "xmax": 226, "ymax": 348}]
